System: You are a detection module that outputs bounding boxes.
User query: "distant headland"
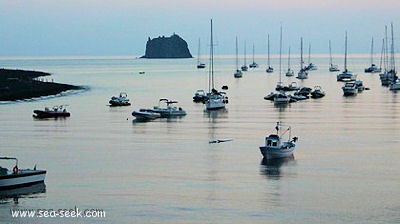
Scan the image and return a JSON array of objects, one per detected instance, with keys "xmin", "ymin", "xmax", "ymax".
[
  {"xmin": 141, "ymin": 33, "xmax": 192, "ymax": 59},
  {"xmin": 0, "ymin": 68, "xmax": 83, "ymax": 101}
]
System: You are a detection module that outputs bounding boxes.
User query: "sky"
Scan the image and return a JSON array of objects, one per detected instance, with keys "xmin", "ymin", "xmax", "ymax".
[{"xmin": 1, "ymin": 0, "xmax": 400, "ymax": 57}]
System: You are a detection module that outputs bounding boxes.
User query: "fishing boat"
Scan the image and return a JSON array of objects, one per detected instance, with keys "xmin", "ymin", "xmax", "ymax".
[
  {"xmin": 109, "ymin": 92, "xmax": 131, "ymax": 106},
  {"xmin": 296, "ymin": 37, "xmax": 308, "ymax": 79},
  {"xmin": 192, "ymin": 89, "xmax": 208, "ymax": 103},
  {"xmin": 241, "ymin": 41, "xmax": 248, "ymax": 72},
  {"xmin": 205, "ymin": 19, "xmax": 228, "ymax": 110},
  {"xmin": 337, "ymin": 32, "xmax": 357, "ymax": 82},
  {"xmin": 259, "ymin": 122, "xmax": 298, "ymax": 159},
  {"xmin": 364, "ymin": 37, "xmax": 381, "ymax": 73},
  {"xmin": 310, "ymin": 86, "xmax": 326, "ymax": 98},
  {"xmin": 329, "ymin": 40, "xmax": 340, "ymax": 72},
  {"xmin": 266, "ymin": 34, "xmax": 274, "ymax": 73},
  {"xmin": 150, "ymin": 99, "xmax": 187, "ymax": 118},
  {"xmin": 196, "ymin": 38, "xmax": 206, "ymax": 69},
  {"xmin": 249, "ymin": 43, "xmax": 259, "ymax": 68},
  {"xmin": 234, "ymin": 36, "xmax": 243, "ymax": 78},
  {"xmin": 285, "ymin": 47, "xmax": 294, "ymax": 76},
  {"xmin": 33, "ymin": 105, "xmax": 70, "ymax": 118},
  {"xmin": 0, "ymin": 157, "xmax": 46, "ymax": 190}
]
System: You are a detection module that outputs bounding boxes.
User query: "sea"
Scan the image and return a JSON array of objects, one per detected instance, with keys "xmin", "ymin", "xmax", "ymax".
[{"xmin": 0, "ymin": 55, "xmax": 399, "ymax": 224}]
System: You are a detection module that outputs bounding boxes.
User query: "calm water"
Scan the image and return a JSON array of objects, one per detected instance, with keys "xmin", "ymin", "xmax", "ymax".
[{"xmin": 0, "ymin": 55, "xmax": 399, "ymax": 223}]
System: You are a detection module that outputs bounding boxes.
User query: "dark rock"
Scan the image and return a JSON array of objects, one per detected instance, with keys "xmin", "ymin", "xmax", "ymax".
[{"xmin": 141, "ymin": 33, "xmax": 192, "ymax": 58}]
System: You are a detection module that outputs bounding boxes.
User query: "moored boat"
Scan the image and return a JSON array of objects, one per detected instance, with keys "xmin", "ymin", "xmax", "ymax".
[
  {"xmin": 33, "ymin": 105, "xmax": 70, "ymax": 118},
  {"xmin": 150, "ymin": 99, "xmax": 187, "ymax": 118},
  {"xmin": 131, "ymin": 109, "xmax": 161, "ymax": 121},
  {"xmin": 109, "ymin": 92, "xmax": 131, "ymax": 106},
  {"xmin": 310, "ymin": 86, "xmax": 326, "ymax": 98},
  {"xmin": 259, "ymin": 122, "xmax": 298, "ymax": 159},
  {"xmin": 0, "ymin": 157, "xmax": 46, "ymax": 190},
  {"xmin": 193, "ymin": 89, "xmax": 208, "ymax": 103},
  {"xmin": 342, "ymin": 82, "xmax": 358, "ymax": 96}
]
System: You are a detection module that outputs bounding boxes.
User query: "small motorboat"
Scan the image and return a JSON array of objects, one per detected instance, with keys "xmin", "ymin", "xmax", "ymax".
[
  {"xmin": 259, "ymin": 122, "xmax": 298, "ymax": 159},
  {"xmin": 274, "ymin": 91, "xmax": 290, "ymax": 105},
  {"xmin": 109, "ymin": 92, "xmax": 131, "ymax": 106},
  {"xmin": 193, "ymin": 90, "xmax": 208, "ymax": 103},
  {"xmin": 295, "ymin": 87, "xmax": 312, "ymax": 98},
  {"xmin": 33, "ymin": 105, "xmax": 70, "ymax": 119},
  {"xmin": 131, "ymin": 109, "xmax": 161, "ymax": 121},
  {"xmin": 311, "ymin": 86, "xmax": 326, "ymax": 99},
  {"xmin": 291, "ymin": 93, "xmax": 307, "ymax": 101},
  {"xmin": 0, "ymin": 157, "xmax": 46, "ymax": 190},
  {"xmin": 151, "ymin": 99, "xmax": 187, "ymax": 118},
  {"xmin": 337, "ymin": 69, "xmax": 357, "ymax": 82},
  {"xmin": 342, "ymin": 82, "xmax": 358, "ymax": 96},
  {"xmin": 264, "ymin": 92, "xmax": 276, "ymax": 101},
  {"xmin": 355, "ymin": 80, "xmax": 365, "ymax": 92},
  {"xmin": 364, "ymin": 64, "xmax": 381, "ymax": 73}
]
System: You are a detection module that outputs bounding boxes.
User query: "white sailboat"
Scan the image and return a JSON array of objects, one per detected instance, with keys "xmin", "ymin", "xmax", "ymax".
[
  {"xmin": 296, "ymin": 37, "xmax": 308, "ymax": 79},
  {"xmin": 196, "ymin": 38, "xmax": 206, "ymax": 69},
  {"xmin": 234, "ymin": 36, "xmax": 243, "ymax": 78},
  {"xmin": 337, "ymin": 31, "xmax": 357, "ymax": 82},
  {"xmin": 205, "ymin": 19, "xmax": 228, "ymax": 110},
  {"xmin": 285, "ymin": 46, "xmax": 294, "ymax": 76},
  {"xmin": 274, "ymin": 26, "xmax": 290, "ymax": 105},
  {"xmin": 388, "ymin": 23, "xmax": 400, "ymax": 90},
  {"xmin": 249, "ymin": 43, "xmax": 259, "ymax": 68},
  {"xmin": 305, "ymin": 43, "xmax": 317, "ymax": 71},
  {"xmin": 364, "ymin": 37, "xmax": 381, "ymax": 73},
  {"xmin": 241, "ymin": 41, "xmax": 248, "ymax": 71},
  {"xmin": 329, "ymin": 40, "xmax": 340, "ymax": 72},
  {"xmin": 266, "ymin": 34, "xmax": 274, "ymax": 73}
]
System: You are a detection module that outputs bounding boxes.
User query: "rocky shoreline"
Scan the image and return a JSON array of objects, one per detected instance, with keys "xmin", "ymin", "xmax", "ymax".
[{"xmin": 0, "ymin": 68, "xmax": 83, "ymax": 101}]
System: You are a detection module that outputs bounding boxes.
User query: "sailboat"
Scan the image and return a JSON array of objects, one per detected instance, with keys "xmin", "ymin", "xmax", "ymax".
[
  {"xmin": 249, "ymin": 43, "xmax": 259, "ymax": 68},
  {"xmin": 241, "ymin": 41, "xmax": 248, "ymax": 71},
  {"xmin": 205, "ymin": 19, "xmax": 228, "ymax": 110},
  {"xmin": 296, "ymin": 37, "xmax": 308, "ymax": 79},
  {"xmin": 364, "ymin": 37, "xmax": 381, "ymax": 73},
  {"xmin": 379, "ymin": 25, "xmax": 395, "ymax": 86},
  {"xmin": 266, "ymin": 34, "xmax": 274, "ymax": 73},
  {"xmin": 234, "ymin": 36, "xmax": 243, "ymax": 78},
  {"xmin": 388, "ymin": 23, "xmax": 400, "ymax": 90},
  {"xmin": 285, "ymin": 46, "xmax": 294, "ymax": 76},
  {"xmin": 329, "ymin": 40, "xmax": 340, "ymax": 72},
  {"xmin": 337, "ymin": 31, "xmax": 357, "ymax": 82},
  {"xmin": 305, "ymin": 43, "xmax": 317, "ymax": 71},
  {"xmin": 196, "ymin": 38, "xmax": 206, "ymax": 69},
  {"xmin": 274, "ymin": 26, "xmax": 290, "ymax": 105}
]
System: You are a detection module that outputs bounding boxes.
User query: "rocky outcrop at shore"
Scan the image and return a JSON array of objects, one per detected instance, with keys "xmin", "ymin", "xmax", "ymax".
[
  {"xmin": 0, "ymin": 68, "xmax": 82, "ymax": 101},
  {"xmin": 141, "ymin": 33, "xmax": 192, "ymax": 58}
]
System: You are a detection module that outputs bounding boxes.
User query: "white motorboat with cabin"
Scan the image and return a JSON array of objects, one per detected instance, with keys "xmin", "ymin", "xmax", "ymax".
[
  {"xmin": 109, "ymin": 92, "xmax": 131, "ymax": 106},
  {"xmin": 0, "ymin": 157, "xmax": 46, "ymax": 190},
  {"xmin": 259, "ymin": 122, "xmax": 298, "ymax": 159},
  {"xmin": 193, "ymin": 89, "xmax": 208, "ymax": 103},
  {"xmin": 150, "ymin": 99, "xmax": 187, "ymax": 118},
  {"xmin": 337, "ymin": 32, "xmax": 357, "ymax": 82},
  {"xmin": 342, "ymin": 82, "xmax": 358, "ymax": 96},
  {"xmin": 310, "ymin": 86, "xmax": 326, "ymax": 99}
]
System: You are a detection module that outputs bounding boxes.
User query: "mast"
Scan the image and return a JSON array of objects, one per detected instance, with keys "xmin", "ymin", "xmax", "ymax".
[
  {"xmin": 329, "ymin": 41, "xmax": 332, "ymax": 66},
  {"xmin": 300, "ymin": 37, "xmax": 304, "ymax": 70},
  {"xmin": 197, "ymin": 38, "xmax": 201, "ymax": 65},
  {"xmin": 208, "ymin": 19, "xmax": 214, "ymax": 92},
  {"xmin": 252, "ymin": 43, "xmax": 255, "ymax": 64},
  {"xmin": 279, "ymin": 26, "xmax": 282, "ymax": 83},
  {"xmin": 243, "ymin": 41, "xmax": 247, "ymax": 66},
  {"xmin": 235, "ymin": 36, "xmax": 239, "ymax": 70},
  {"xmin": 308, "ymin": 43, "xmax": 311, "ymax": 64},
  {"xmin": 288, "ymin": 46, "xmax": 291, "ymax": 69},
  {"xmin": 267, "ymin": 34, "xmax": 270, "ymax": 67},
  {"xmin": 370, "ymin": 37, "xmax": 374, "ymax": 65},
  {"xmin": 380, "ymin": 38, "xmax": 385, "ymax": 71},
  {"xmin": 385, "ymin": 25, "xmax": 388, "ymax": 72},
  {"xmin": 390, "ymin": 22, "xmax": 395, "ymax": 72},
  {"xmin": 344, "ymin": 31, "xmax": 348, "ymax": 72}
]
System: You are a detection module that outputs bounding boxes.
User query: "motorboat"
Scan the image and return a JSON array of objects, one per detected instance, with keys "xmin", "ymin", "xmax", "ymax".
[
  {"xmin": 151, "ymin": 99, "xmax": 187, "ymax": 118},
  {"xmin": 274, "ymin": 91, "xmax": 290, "ymax": 104},
  {"xmin": 295, "ymin": 87, "xmax": 312, "ymax": 98},
  {"xmin": 310, "ymin": 86, "xmax": 326, "ymax": 98},
  {"xmin": 264, "ymin": 92, "xmax": 276, "ymax": 101},
  {"xmin": 355, "ymin": 80, "xmax": 365, "ymax": 92},
  {"xmin": 342, "ymin": 82, "xmax": 358, "ymax": 96},
  {"xmin": 109, "ymin": 92, "xmax": 131, "ymax": 106},
  {"xmin": 259, "ymin": 122, "xmax": 298, "ymax": 159},
  {"xmin": 33, "ymin": 105, "xmax": 70, "ymax": 119},
  {"xmin": 192, "ymin": 89, "xmax": 208, "ymax": 103},
  {"xmin": 290, "ymin": 93, "xmax": 307, "ymax": 101},
  {"xmin": 0, "ymin": 157, "xmax": 46, "ymax": 190},
  {"xmin": 365, "ymin": 64, "xmax": 381, "ymax": 73},
  {"xmin": 389, "ymin": 78, "xmax": 400, "ymax": 90},
  {"xmin": 131, "ymin": 109, "xmax": 161, "ymax": 121}
]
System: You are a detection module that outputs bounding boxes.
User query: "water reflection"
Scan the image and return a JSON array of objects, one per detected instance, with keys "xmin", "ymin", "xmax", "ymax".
[
  {"xmin": 260, "ymin": 155, "xmax": 295, "ymax": 179},
  {"xmin": 203, "ymin": 108, "xmax": 228, "ymax": 120},
  {"xmin": 0, "ymin": 183, "xmax": 46, "ymax": 204}
]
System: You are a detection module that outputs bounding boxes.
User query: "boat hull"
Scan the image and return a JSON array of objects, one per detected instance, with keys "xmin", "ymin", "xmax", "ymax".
[
  {"xmin": 132, "ymin": 110, "xmax": 161, "ymax": 121},
  {"xmin": 0, "ymin": 170, "xmax": 46, "ymax": 190},
  {"xmin": 33, "ymin": 110, "xmax": 70, "ymax": 118},
  {"xmin": 259, "ymin": 145, "xmax": 295, "ymax": 159}
]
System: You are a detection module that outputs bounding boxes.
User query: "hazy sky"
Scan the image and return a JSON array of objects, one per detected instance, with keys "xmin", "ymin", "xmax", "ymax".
[{"xmin": 1, "ymin": 0, "xmax": 400, "ymax": 57}]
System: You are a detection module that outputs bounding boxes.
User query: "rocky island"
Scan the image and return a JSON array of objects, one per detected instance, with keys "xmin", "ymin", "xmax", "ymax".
[
  {"xmin": 141, "ymin": 33, "xmax": 192, "ymax": 58},
  {"xmin": 0, "ymin": 68, "xmax": 82, "ymax": 101}
]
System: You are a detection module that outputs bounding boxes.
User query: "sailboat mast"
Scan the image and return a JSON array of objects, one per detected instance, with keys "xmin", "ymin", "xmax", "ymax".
[
  {"xmin": 380, "ymin": 38, "xmax": 385, "ymax": 70},
  {"xmin": 279, "ymin": 26, "xmax": 282, "ymax": 83},
  {"xmin": 197, "ymin": 38, "xmax": 201, "ymax": 65},
  {"xmin": 390, "ymin": 22, "xmax": 395, "ymax": 72},
  {"xmin": 300, "ymin": 37, "xmax": 303, "ymax": 69},
  {"xmin": 252, "ymin": 44, "xmax": 255, "ymax": 64},
  {"xmin": 329, "ymin": 40, "xmax": 333, "ymax": 66},
  {"xmin": 208, "ymin": 19, "xmax": 214, "ymax": 92},
  {"xmin": 244, "ymin": 41, "xmax": 247, "ymax": 66},
  {"xmin": 385, "ymin": 25, "xmax": 388, "ymax": 72},
  {"xmin": 236, "ymin": 36, "xmax": 239, "ymax": 70},
  {"xmin": 344, "ymin": 31, "xmax": 348, "ymax": 71},
  {"xmin": 267, "ymin": 34, "xmax": 270, "ymax": 67},
  {"xmin": 308, "ymin": 43, "xmax": 311, "ymax": 64},
  {"xmin": 288, "ymin": 46, "xmax": 291, "ymax": 69},
  {"xmin": 370, "ymin": 37, "xmax": 374, "ymax": 65}
]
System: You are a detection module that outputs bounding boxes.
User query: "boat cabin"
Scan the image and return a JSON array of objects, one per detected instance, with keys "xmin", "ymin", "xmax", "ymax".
[{"xmin": 265, "ymin": 134, "xmax": 280, "ymax": 147}]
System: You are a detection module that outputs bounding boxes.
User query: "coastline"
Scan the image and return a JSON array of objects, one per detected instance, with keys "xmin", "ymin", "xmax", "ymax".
[{"xmin": 0, "ymin": 68, "xmax": 83, "ymax": 101}]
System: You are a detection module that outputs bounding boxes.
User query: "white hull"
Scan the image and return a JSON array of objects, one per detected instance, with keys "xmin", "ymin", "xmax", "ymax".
[
  {"xmin": 0, "ymin": 170, "xmax": 46, "ymax": 189},
  {"xmin": 259, "ymin": 145, "xmax": 295, "ymax": 159},
  {"xmin": 389, "ymin": 80, "xmax": 400, "ymax": 90},
  {"xmin": 337, "ymin": 72, "xmax": 357, "ymax": 81},
  {"xmin": 206, "ymin": 98, "xmax": 226, "ymax": 110},
  {"xmin": 296, "ymin": 71, "xmax": 308, "ymax": 79}
]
